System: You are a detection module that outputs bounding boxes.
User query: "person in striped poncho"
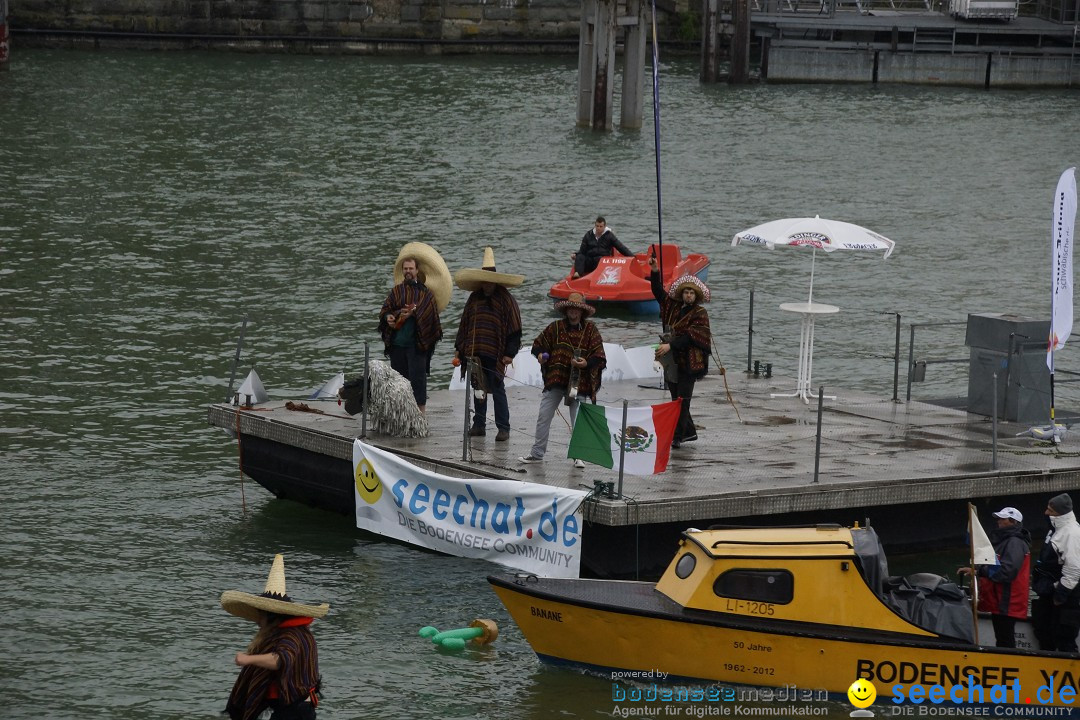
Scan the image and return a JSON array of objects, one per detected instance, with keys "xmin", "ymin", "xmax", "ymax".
[{"xmin": 222, "ymin": 555, "xmax": 329, "ymax": 720}]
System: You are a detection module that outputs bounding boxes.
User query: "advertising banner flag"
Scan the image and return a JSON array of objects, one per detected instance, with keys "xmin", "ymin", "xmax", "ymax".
[
  {"xmin": 969, "ymin": 504, "xmax": 997, "ymax": 567},
  {"xmin": 353, "ymin": 441, "xmax": 587, "ymax": 578},
  {"xmin": 1049, "ymin": 167, "xmax": 1077, "ymax": 369},
  {"xmin": 567, "ymin": 399, "xmax": 681, "ymax": 475}
]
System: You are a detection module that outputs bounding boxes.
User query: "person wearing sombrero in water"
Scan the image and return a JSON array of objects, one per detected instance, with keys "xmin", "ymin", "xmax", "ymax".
[
  {"xmin": 648, "ymin": 254, "xmax": 712, "ymax": 449},
  {"xmin": 453, "ymin": 247, "xmax": 524, "ymax": 442},
  {"xmin": 519, "ymin": 292, "xmax": 606, "ymax": 467},
  {"xmin": 222, "ymin": 554, "xmax": 328, "ymax": 720}
]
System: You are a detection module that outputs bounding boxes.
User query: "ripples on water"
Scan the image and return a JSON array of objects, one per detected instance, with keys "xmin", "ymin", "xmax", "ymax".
[{"xmin": 2, "ymin": 48, "xmax": 1079, "ymax": 718}]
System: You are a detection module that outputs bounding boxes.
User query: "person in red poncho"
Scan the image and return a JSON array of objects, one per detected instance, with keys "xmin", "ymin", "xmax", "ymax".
[{"xmin": 221, "ymin": 554, "xmax": 329, "ymax": 720}]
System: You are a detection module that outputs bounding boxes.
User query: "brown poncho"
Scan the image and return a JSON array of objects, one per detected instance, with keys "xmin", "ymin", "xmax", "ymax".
[
  {"xmin": 226, "ymin": 619, "xmax": 321, "ymax": 720},
  {"xmin": 652, "ymin": 271, "xmax": 712, "ymax": 380},
  {"xmin": 378, "ymin": 281, "xmax": 443, "ymax": 353},
  {"xmin": 531, "ymin": 319, "xmax": 606, "ymax": 399},
  {"xmin": 454, "ymin": 285, "xmax": 522, "ymax": 360}
]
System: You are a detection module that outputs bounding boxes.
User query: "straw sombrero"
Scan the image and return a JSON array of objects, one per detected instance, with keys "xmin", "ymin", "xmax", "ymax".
[
  {"xmin": 220, "ymin": 554, "xmax": 329, "ymax": 622},
  {"xmin": 454, "ymin": 247, "xmax": 525, "ymax": 292},
  {"xmin": 668, "ymin": 274, "xmax": 710, "ymax": 303},
  {"xmin": 394, "ymin": 242, "xmax": 452, "ymax": 313},
  {"xmin": 553, "ymin": 291, "xmax": 596, "ymax": 317}
]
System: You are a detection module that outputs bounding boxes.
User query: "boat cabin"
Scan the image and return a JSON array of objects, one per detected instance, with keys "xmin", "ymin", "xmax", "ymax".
[{"xmin": 655, "ymin": 524, "xmax": 975, "ymax": 642}]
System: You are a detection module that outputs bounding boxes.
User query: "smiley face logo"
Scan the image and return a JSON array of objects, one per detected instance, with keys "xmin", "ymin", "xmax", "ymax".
[
  {"xmin": 847, "ymin": 678, "xmax": 877, "ymax": 709},
  {"xmin": 355, "ymin": 459, "xmax": 382, "ymax": 504}
]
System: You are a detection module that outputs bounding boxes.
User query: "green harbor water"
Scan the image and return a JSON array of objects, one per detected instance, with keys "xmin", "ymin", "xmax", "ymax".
[{"xmin": 2, "ymin": 48, "xmax": 1078, "ymax": 719}]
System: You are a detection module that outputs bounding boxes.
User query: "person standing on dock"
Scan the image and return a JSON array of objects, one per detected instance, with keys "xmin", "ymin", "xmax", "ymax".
[
  {"xmin": 379, "ymin": 246, "xmax": 448, "ymax": 415},
  {"xmin": 959, "ymin": 507, "xmax": 1030, "ymax": 648},
  {"xmin": 519, "ymin": 292, "xmax": 606, "ymax": 468},
  {"xmin": 571, "ymin": 216, "xmax": 633, "ymax": 279},
  {"xmin": 221, "ymin": 554, "xmax": 329, "ymax": 720},
  {"xmin": 1032, "ymin": 493, "xmax": 1080, "ymax": 653},
  {"xmin": 648, "ymin": 254, "xmax": 711, "ymax": 449},
  {"xmin": 453, "ymin": 247, "xmax": 524, "ymax": 442}
]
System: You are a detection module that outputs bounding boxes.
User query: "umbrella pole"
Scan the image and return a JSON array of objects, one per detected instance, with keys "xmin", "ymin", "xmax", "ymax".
[{"xmin": 807, "ymin": 247, "xmax": 816, "ymax": 305}]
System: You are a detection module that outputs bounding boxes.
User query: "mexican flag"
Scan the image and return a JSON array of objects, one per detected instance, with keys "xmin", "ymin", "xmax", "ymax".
[{"xmin": 568, "ymin": 399, "xmax": 682, "ymax": 475}]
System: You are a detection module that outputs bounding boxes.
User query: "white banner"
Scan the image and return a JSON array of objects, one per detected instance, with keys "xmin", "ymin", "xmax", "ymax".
[
  {"xmin": 352, "ymin": 441, "xmax": 588, "ymax": 578},
  {"xmin": 1049, "ymin": 167, "xmax": 1077, "ymax": 370}
]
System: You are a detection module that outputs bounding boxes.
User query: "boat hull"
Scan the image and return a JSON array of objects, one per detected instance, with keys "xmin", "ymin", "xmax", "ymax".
[
  {"xmin": 489, "ymin": 574, "xmax": 1080, "ymax": 710},
  {"xmin": 549, "ymin": 243, "xmax": 709, "ymax": 315}
]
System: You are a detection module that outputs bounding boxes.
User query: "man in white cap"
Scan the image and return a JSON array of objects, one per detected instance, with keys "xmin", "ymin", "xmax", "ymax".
[
  {"xmin": 1032, "ymin": 493, "xmax": 1080, "ymax": 652},
  {"xmin": 222, "ymin": 554, "xmax": 329, "ymax": 720},
  {"xmin": 959, "ymin": 507, "xmax": 1030, "ymax": 648},
  {"xmin": 519, "ymin": 292, "xmax": 606, "ymax": 467}
]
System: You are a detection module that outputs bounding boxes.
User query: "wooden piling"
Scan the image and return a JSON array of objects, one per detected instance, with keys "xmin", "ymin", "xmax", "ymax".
[
  {"xmin": 576, "ymin": 0, "xmax": 596, "ymax": 127},
  {"xmin": 620, "ymin": 0, "xmax": 646, "ymax": 129},
  {"xmin": 577, "ymin": 0, "xmax": 617, "ymax": 130},
  {"xmin": 730, "ymin": 0, "xmax": 751, "ymax": 83},
  {"xmin": 701, "ymin": 0, "xmax": 720, "ymax": 82},
  {"xmin": 576, "ymin": 0, "xmax": 650, "ymax": 131},
  {"xmin": 0, "ymin": 0, "xmax": 9, "ymax": 67}
]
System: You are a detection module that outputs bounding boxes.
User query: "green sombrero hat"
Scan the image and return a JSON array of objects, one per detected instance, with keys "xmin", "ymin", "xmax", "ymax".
[{"xmin": 220, "ymin": 554, "xmax": 329, "ymax": 622}]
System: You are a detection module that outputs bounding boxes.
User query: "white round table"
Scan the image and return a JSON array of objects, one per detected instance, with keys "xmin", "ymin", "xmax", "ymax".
[{"xmin": 772, "ymin": 301, "xmax": 840, "ymax": 403}]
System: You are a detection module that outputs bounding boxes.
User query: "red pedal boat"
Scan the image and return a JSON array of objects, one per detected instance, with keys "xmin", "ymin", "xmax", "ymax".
[{"xmin": 548, "ymin": 243, "xmax": 710, "ymax": 315}]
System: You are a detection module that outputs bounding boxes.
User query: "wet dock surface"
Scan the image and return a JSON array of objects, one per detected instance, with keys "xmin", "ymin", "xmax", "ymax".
[{"xmin": 208, "ymin": 366, "xmax": 1080, "ymax": 528}]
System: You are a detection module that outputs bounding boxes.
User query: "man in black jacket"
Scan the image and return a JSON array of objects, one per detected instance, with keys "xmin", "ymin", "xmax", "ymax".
[{"xmin": 572, "ymin": 216, "xmax": 633, "ymax": 278}]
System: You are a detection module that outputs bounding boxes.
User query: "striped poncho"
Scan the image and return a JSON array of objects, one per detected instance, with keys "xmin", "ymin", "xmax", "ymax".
[
  {"xmin": 378, "ymin": 280, "xmax": 443, "ymax": 354},
  {"xmin": 226, "ymin": 618, "xmax": 321, "ymax": 720},
  {"xmin": 531, "ymin": 319, "xmax": 606, "ymax": 399},
  {"xmin": 651, "ymin": 272, "xmax": 712, "ymax": 380},
  {"xmin": 454, "ymin": 285, "xmax": 522, "ymax": 361}
]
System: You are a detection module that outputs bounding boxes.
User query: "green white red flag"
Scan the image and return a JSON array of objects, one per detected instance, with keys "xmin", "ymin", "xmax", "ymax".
[{"xmin": 568, "ymin": 399, "xmax": 682, "ymax": 475}]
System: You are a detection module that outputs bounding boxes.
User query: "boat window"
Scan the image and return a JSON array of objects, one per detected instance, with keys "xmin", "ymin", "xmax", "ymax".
[
  {"xmin": 713, "ymin": 569, "xmax": 794, "ymax": 604},
  {"xmin": 675, "ymin": 553, "xmax": 697, "ymax": 579}
]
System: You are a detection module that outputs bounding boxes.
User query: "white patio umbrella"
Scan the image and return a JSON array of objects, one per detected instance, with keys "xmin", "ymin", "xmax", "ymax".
[{"xmin": 731, "ymin": 216, "xmax": 896, "ymax": 303}]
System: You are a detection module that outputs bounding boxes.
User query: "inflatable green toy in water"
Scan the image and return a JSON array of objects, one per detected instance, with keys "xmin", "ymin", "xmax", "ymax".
[{"xmin": 419, "ymin": 618, "xmax": 499, "ymax": 650}]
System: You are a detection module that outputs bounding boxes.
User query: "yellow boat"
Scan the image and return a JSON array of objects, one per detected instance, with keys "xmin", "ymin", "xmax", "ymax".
[{"xmin": 489, "ymin": 524, "xmax": 1080, "ymax": 711}]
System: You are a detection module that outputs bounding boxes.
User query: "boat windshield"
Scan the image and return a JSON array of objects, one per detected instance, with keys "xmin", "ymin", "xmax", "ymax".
[
  {"xmin": 852, "ymin": 526, "xmax": 974, "ymax": 643},
  {"xmin": 851, "ymin": 526, "xmax": 890, "ymax": 598}
]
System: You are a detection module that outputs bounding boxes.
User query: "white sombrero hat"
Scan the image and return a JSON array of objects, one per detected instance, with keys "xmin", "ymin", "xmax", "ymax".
[
  {"xmin": 394, "ymin": 242, "xmax": 453, "ymax": 313},
  {"xmin": 553, "ymin": 291, "xmax": 596, "ymax": 317},
  {"xmin": 454, "ymin": 247, "xmax": 525, "ymax": 292},
  {"xmin": 667, "ymin": 274, "xmax": 711, "ymax": 303},
  {"xmin": 220, "ymin": 554, "xmax": 329, "ymax": 622}
]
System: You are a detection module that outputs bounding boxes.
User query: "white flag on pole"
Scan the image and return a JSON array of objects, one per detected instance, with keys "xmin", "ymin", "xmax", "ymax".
[
  {"xmin": 1049, "ymin": 167, "xmax": 1077, "ymax": 369},
  {"xmin": 970, "ymin": 504, "xmax": 997, "ymax": 567}
]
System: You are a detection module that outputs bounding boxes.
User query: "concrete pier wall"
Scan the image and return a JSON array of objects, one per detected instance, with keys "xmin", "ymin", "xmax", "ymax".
[
  {"xmin": 989, "ymin": 55, "xmax": 1078, "ymax": 87},
  {"xmin": 877, "ymin": 51, "xmax": 986, "ymax": 85},
  {"xmin": 12, "ymin": 0, "xmax": 595, "ymax": 43},
  {"xmin": 769, "ymin": 46, "xmax": 1078, "ymax": 87},
  {"xmin": 767, "ymin": 46, "xmax": 874, "ymax": 82}
]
